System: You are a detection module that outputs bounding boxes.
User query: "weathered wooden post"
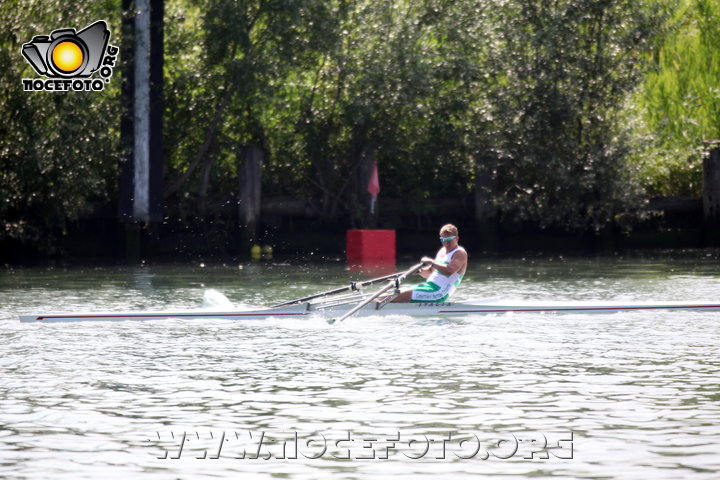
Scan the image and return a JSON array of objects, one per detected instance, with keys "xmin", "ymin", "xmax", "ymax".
[
  {"xmin": 704, "ymin": 141, "xmax": 720, "ymax": 224},
  {"xmin": 704, "ymin": 141, "xmax": 720, "ymax": 244},
  {"xmin": 474, "ymin": 163, "xmax": 499, "ymax": 252},
  {"xmin": 238, "ymin": 146, "xmax": 264, "ymax": 249}
]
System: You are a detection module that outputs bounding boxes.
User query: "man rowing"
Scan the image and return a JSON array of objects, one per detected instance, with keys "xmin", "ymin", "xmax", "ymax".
[{"xmin": 391, "ymin": 224, "xmax": 468, "ymax": 303}]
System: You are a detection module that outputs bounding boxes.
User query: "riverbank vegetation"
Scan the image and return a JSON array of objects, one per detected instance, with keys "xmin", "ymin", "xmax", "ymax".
[{"xmin": 1, "ymin": 0, "xmax": 718, "ymax": 254}]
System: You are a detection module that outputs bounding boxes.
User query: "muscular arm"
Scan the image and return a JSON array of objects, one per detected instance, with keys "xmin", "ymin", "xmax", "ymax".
[{"xmin": 421, "ymin": 249, "xmax": 467, "ymax": 276}]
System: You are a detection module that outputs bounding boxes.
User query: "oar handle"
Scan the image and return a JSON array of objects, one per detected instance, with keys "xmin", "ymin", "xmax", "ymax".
[
  {"xmin": 396, "ymin": 262, "xmax": 426, "ymax": 283},
  {"xmin": 334, "ymin": 262, "xmax": 427, "ymax": 323},
  {"xmin": 270, "ymin": 270, "xmax": 409, "ymax": 308}
]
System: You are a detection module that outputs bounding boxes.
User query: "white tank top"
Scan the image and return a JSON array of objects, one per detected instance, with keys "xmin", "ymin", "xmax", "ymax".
[{"xmin": 426, "ymin": 247, "xmax": 463, "ymax": 292}]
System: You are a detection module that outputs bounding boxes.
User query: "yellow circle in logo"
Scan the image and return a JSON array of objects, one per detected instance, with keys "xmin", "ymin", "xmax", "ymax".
[{"xmin": 52, "ymin": 41, "xmax": 83, "ymax": 73}]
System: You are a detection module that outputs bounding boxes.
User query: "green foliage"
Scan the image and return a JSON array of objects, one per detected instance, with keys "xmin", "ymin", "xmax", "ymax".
[
  {"xmin": 264, "ymin": 0, "xmax": 496, "ymax": 223},
  {"xmin": 483, "ymin": 0, "xmax": 667, "ymax": 231},
  {"xmin": 170, "ymin": 0, "xmax": 663, "ymax": 230},
  {"xmin": 631, "ymin": 0, "xmax": 720, "ymax": 195},
  {"xmin": 0, "ymin": 1, "xmax": 122, "ymax": 250},
  {"xmin": 1, "ymin": 0, "xmax": 694, "ymax": 255},
  {"xmin": 163, "ymin": 0, "xmax": 339, "ymax": 217}
]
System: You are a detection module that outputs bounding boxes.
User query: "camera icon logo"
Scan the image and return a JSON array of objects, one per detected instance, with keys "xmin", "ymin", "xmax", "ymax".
[
  {"xmin": 22, "ymin": 20, "xmax": 109, "ymax": 77},
  {"xmin": 21, "ymin": 20, "xmax": 118, "ymax": 92}
]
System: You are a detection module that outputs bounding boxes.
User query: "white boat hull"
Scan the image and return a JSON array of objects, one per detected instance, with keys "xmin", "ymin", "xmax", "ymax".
[{"xmin": 18, "ymin": 299, "xmax": 720, "ymax": 323}]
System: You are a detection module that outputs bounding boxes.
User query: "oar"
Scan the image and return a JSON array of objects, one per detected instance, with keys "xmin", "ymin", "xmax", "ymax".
[
  {"xmin": 270, "ymin": 270, "xmax": 411, "ymax": 308},
  {"xmin": 330, "ymin": 262, "xmax": 426, "ymax": 324}
]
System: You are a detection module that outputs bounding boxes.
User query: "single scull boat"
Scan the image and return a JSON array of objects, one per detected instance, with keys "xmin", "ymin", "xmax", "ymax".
[
  {"xmin": 17, "ymin": 263, "xmax": 720, "ymax": 322},
  {"xmin": 17, "ymin": 298, "xmax": 720, "ymax": 323}
]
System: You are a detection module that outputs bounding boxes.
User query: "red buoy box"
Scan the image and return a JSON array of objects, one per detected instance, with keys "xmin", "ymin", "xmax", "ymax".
[{"xmin": 346, "ymin": 229, "xmax": 396, "ymax": 264}]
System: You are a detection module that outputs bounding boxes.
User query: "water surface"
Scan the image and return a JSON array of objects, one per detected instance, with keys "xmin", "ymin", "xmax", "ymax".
[{"xmin": 2, "ymin": 253, "xmax": 719, "ymax": 479}]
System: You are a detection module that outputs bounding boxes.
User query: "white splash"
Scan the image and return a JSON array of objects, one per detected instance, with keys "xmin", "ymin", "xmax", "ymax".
[{"xmin": 201, "ymin": 289, "xmax": 235, "ymax": 309}]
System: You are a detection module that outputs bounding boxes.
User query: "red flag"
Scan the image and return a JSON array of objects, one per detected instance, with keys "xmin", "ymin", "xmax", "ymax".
[
  {"xmin": 367, "ymin": 161, "xmax": 380, "ymax": 214},
  {"xmin": 367, "ymin": 161, "xmax": 380, "ymax": 199}
]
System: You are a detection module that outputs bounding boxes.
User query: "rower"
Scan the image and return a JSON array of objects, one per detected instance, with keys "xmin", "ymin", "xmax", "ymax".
[{"xmin": 391, "ymin": 224, "xmax": 468, "ymax": 303}]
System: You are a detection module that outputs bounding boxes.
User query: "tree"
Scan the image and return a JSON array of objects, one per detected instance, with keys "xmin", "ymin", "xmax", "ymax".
[
  {"xmin": 482, "ymin": 0, "xmax": 667, "ymax": 231},
  {"xmin": 162, "ymin": 0, "xmax": 338, "ymax": 221},
  {"xmin": 630, "ymin": 0, "xmax": 719, "ymax": 196},
  {"xmin": 265, "ymin": 0, "xmax": 495, "ymax": 226},
  {"xmin": 0, "ymin": 0, "xmax": 122, "ymax": 253}
]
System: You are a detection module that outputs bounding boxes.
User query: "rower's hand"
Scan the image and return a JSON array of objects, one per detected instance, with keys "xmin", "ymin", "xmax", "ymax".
[{"xmin": 419, "ymin": 257, "xmax": 433, "ymax": 275}]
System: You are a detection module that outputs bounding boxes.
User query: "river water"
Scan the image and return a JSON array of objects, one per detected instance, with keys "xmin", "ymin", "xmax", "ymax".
[{"xmin": 2, "ymin": 252, "xmax": 719, "ymax": 479}]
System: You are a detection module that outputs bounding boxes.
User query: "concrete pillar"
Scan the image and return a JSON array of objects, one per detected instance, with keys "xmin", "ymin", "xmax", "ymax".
[{"xmin": 119, "ymin": 0, "xmax": 164, "ymax": 261}]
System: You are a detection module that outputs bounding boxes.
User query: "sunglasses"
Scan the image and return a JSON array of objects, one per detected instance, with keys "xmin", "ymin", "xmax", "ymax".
[{"xmin": 439, "ymin": 236, "xmax": 456, "ymax": 242}]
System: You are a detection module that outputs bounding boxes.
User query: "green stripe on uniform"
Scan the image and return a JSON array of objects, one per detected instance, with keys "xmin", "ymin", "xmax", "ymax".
[{"xmin": 413, "ymin": 281, "xmax": 441, "ymax": 293}]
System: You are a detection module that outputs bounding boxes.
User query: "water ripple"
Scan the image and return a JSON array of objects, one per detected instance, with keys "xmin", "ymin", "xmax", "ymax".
[{"xmin": 2, "ymin": 258, "xmax": 720, "ymax": 479}]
